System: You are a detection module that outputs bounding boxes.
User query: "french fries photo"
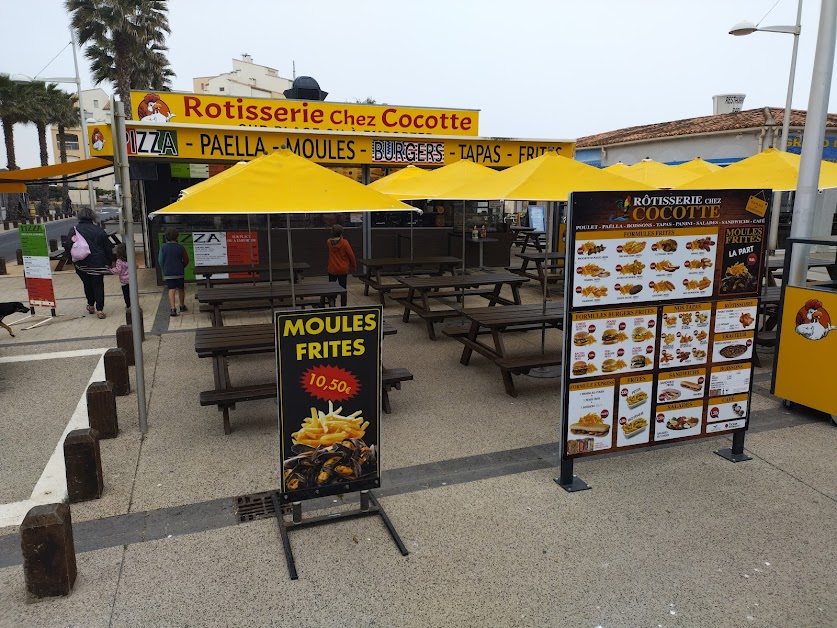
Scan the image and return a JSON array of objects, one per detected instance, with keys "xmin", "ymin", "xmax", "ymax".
[{"xmin": 292, "ymin": 400, "xmax": 369, "ymax": 447}]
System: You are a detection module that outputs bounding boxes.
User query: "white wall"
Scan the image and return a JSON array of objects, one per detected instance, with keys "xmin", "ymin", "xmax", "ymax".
[{"xmin": 601, "ymin": 130, "xmax": 768, "ymax": 166}]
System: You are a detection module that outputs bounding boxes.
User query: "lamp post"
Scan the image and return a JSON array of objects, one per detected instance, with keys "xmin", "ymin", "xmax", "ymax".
[
  {"xmin": 730, "ymin": 0, "xmax": 803, "ymax": 252},
  {"xmin": 11, "ymin": 28, "xmax": 98, "ymax": 214}
]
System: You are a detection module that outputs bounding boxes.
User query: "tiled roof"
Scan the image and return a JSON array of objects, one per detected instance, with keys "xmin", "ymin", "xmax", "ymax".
[{"xmin": 576, "ymin": 108, "xmax": 837, "ymax": 148}]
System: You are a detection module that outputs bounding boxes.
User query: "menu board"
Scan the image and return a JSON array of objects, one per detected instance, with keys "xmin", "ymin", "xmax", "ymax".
[
  {"xmin": 561, "ymin": 190, "xmax": 768, "ymax": 458},
  {"xmin": 276, "ymin": 306, "xmax": 382, "ymax": 502},
  {"xmin": 20, "ymin": 224, "xmax": 56, "ymax": 308}
]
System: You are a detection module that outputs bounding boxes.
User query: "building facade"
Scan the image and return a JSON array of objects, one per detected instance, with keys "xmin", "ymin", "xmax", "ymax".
[{"xmin": 192, "ymin": 54, "xmax": 293, "ymax": 99}]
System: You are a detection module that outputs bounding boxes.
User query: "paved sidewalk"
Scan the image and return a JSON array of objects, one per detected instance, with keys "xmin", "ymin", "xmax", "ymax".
[{"xmin": 0, "ymin": 274, "xmax": 834, "ymax": 628}]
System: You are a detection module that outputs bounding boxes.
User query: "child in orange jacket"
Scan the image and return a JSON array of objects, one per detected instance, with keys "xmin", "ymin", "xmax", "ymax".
[{"xmin": 326, "ymin": 224, "xmax": 356, "ymax": 306}]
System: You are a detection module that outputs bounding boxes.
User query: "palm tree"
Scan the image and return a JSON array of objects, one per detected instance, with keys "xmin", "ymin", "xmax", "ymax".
[
  {"xmin": 0, "ymin": 74, "xmax": 29, "ymax": 170},
  {"xmin": 25, "ymin": 82, "xmax": 68, "ymax": 214},
  {"xmin": 52, "ymin": 91, "xmax": 80, "ymax": 207},
  {"xmin": 66, "ymin": 0, "xmax": 174, "ymax": 119}
]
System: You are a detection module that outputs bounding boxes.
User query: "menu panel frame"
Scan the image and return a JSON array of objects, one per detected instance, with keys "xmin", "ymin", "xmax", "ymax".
[{"xmin": 561, "ymin": 190, "xmax": 770, "ymax": 460}]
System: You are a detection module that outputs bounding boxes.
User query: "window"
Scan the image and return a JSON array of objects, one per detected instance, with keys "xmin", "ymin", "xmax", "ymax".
[
  {"xmin": 219, "ymin": 86, "xmax": 225, "ymax": 92},
  {"xmin": 62, "ymin": 133, "xmax": 79, "ymax": 151},
  {"xmin": 93, "ymin": 99, "xmax": 99, "ymax": 107}
]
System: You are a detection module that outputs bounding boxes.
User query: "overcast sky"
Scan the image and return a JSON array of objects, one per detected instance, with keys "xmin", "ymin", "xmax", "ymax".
[{"xmin": 2, "ymin": 0, "xmax": 835, "ymax": 168}]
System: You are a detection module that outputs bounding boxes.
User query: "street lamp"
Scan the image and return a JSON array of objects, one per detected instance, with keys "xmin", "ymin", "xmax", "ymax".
[
  {"xmin": 11, "ymin": 28, "xmax": 97, "ymax": 213},
  {"xmin": 730, "ymin": 0, "xmax": 803, "ymax": 251}
]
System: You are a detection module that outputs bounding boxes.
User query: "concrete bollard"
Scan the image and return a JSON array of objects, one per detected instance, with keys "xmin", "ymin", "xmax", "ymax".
[
  {"xmin": 3, "ymin": 221, "xmax": 8, "ymax": 229},
  {"xmin": 16, "ymin": 248, "xmax": 23, "ymax": 265},
  {"xmin": 20, "ymin": 503, "xmax": 77, "ymax": 598},
  {"xmin": 49, "ymin": 238, "xmax": 58, "ymax": 252},
  {"xmin": 115, "ymin": 325, "xmax": 135, "ymax": 366},
  {"xmin": 0, "ymin": 258, "xmax": 6, "ymax": 275},
  {"xmin": 87, "ymin": 380, "xmax": 120, "ymax": 433},
  {"xmin": 125, "ymin": 307, "xmax": 145, "ymax": 341},
  {"xmin": 103, "ymin": 349, "xmax": 130, "ymax": 397},
  {"xmin": 64, "ymin": 429, "xmax": 103, "ymax": 503}
]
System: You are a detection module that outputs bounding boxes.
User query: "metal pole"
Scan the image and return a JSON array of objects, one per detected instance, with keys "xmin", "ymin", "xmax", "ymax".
[
  {"xmin": 789, "ymin": 0, "xmax": 837, "ymax": 285},
  {"xmin": 768, "ymin": 0, "xmax": 804, "ymax": 252},
  {"xmin": 113, "ymin": 97, "xmax": 148, "ymax": 433},
  {"xmin": 287, "ymin": 214, "xmax": 296, "ymax": 308},
  {"xmin": 70, "ymin": 28, "xmax": 99, "ymax": 218}
]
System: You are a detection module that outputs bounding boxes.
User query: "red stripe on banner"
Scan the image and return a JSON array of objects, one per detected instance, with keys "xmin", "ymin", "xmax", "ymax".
[{"xmin": 25, "ymin": 277, "xmax": 56, "ymax": 307}]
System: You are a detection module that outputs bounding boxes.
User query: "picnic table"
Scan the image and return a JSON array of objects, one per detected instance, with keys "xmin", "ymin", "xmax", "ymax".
[
  {"xmin": 515, "ymin": 230, "xmax": 546, "ymax": 253},
  {"xmin": 394, "ymin": 271, "xmax": 528, "ymax": 340},
  {"xmin": 765, "ymin": 256, "xmax": 837, "ymax": 286},
  {"xmin": 195, "ymin": 321, "xmax": 401, "ymax": 433},
  {"xmin": 196, "ymin": 282, "xmax": 345, "ymax": 326},
  {"xmin": 447, "ymin": 302, "xmax": 565, "ymax": 397},
  {"xmin": 356, "ymin": 256, "xmax": 460, "ymax": 304},
  {"xmin": 194, "ymin": 262, "xmax": 310, "ymax": 287},
  {"xmin": 508, "ymin": 251, "xmax": 566, "ymax": 295}
]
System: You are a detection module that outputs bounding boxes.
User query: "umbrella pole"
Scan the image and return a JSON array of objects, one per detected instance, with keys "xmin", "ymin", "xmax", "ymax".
[
  {"xmin": 267, "ymin": 214, "xmax": 273, "ymax": 287},
  {"xmin": 287, "ymin": 214, "xmax": 296, "ymax": 309},
  {"xmin": 247, "ymin": 213, "xmax": 256, "ymax": 287},
  {"xmin": 529, "ymin": 201, "xmax": 560, "ymax": 379}
]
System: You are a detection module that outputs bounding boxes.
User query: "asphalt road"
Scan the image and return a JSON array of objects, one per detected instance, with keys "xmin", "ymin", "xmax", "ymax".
[{"xmin": 0, "ymin": 208, "xmax": 119, "ymax": 263}]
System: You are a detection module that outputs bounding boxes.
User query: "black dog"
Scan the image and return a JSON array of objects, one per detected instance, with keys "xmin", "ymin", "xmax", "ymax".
[{"xmin": 0, "ymin": 302, "xmax": 30, "ymax": 337}]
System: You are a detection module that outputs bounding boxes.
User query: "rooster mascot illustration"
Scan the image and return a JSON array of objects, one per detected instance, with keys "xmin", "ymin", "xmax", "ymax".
[
  {"xmin": 91, "ymin": 128, "xmax": 105, "ymax": 151},
  {"xmin": 137, "ymin": 93, "xmax": 175, "ymax": 123},
  {"xmin": 794, "ymin": 298, "xmax": 836, "ymax": 341}
]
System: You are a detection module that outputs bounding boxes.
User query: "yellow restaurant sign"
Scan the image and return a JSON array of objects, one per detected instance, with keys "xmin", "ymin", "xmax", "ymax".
[
  {"xmin": 130, "ymin": 90, "xmax": 479, "ymax": 136},
  {"xmin": 87, "ymin": 123, "xmax": 574, "ymax": 168}
]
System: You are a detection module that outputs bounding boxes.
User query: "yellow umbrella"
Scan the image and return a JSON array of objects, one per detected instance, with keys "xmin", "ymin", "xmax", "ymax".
[
  {"xmin": 620, "ymin": 158, "xmax": 700, "ymax": 188},
  {"xmin": 603, "ymin": 162, "xmax": 629, "ymax": 173},
  {"xmin": 675, "ymin": 158, "xmax": 722, "ymax": 175},
  {"xmin": 382, "ymin": 159, "xmax": 499, "ymax": 200},
  {"xmin": 443, "ymin": 151, "xmax": 653, "ymax": 201},
  {"xmin": 149, "ymin": 149, "xmax": 416, "ymax": 303},
  {"xmin": 367, "ymin": 165, "xmax": 430, "ymax": 197},
  {"xmin": 677, "ymin": 148, "xmax": 837, "ymax": 191},
  {"xmin": 149, "ymin": 149, "xmax": 415, "ymax": 215}
]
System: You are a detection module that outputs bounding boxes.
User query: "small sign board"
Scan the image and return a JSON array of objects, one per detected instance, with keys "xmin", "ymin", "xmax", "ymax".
[
  {"xmin": 20, "ymin": 223, "xmax": 56, "ymax": 308},
  {"xmin": 275, "ymin": 306, "xmax": 382, "ymax": 502}
]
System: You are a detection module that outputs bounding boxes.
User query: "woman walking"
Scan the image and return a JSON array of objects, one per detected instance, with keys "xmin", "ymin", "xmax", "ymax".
[{"xmin": 66, "ymin": 207, "xmax": 114, "ymax": 318}]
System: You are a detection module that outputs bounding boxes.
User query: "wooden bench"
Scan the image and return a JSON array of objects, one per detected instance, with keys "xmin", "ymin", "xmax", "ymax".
[
  {"xmin": 357, "ymin": 256, "xmax": 460, "ymax": 304},
  {"xmin": 199, "ymin": 383, "xmax": 277, "ymax": 435},
  {"xmin": 496, "ymin": 353, "xmax": 563, "ymax": 397},
  {"xmin": 381, "ymin": 367, "xmax": 413, "ymax": 414},
  {"xmin": 198, "ymin": 296, "xmax": 323, "ymax": 322},
  {"xmin": 395, "ymin": 272, "xmax": 528, "ymax": 340}
]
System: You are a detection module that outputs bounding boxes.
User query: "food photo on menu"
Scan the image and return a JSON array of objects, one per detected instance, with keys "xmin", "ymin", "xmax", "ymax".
[
  {"xmin": 711, "ymin": 331, "xmax": 755, "ymax": 362},
  {"xmin": 705, "ymin": 393, "xmax": 749, "ymax": 433},
  {"xmin": 714, "ymin": 299, "xmax": 758, "ymax": 334},
  {"xmin": 653, "ymin": 398, "xmax": 705, "ymax": 442},
  {"xmin": 658, "ymin": 304, "xmax": 711, "ymax": 369},
  {"xmin": 616, "ymin": 374, "xmax": 653, "ymax": 447},
  {"xmin": 657, "ymin": 368, "xmax": 707, "ymax": 403},
  {"xmin": 570, "ymin": 309, "xmax": 656, "ymax": 378},
  {"xmin": 566, "ymin": 380, "xmax": 615, "ymax": 455}
]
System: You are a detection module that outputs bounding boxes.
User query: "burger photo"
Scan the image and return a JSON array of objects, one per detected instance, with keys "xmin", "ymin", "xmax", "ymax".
[
  {"xmin": 572, "ymin": 361, "xmax": 589, "ymax": 376},
  {"xmin": 573, "ymin": 331, "xmax": 592, "ymax": 346},
  {"xmin": 601, "ymin": 329, "xmax": 620, "ymax": 344}
]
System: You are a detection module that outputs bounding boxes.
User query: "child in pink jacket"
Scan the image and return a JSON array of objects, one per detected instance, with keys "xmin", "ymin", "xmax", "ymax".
[{"xmin": 110, "ymin": 243, "xmax": 133, "ymax": 308}]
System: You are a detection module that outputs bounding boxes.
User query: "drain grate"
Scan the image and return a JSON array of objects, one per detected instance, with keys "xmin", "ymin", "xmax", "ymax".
[{"xmin": 234, "ymin": 491, "xmax": 287, "ymax": 523}]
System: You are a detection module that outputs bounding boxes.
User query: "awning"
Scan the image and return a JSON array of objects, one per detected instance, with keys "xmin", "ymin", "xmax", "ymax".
[{"xmin": 0, "ymin": 157, "xmax": 113, "ymax": 185}]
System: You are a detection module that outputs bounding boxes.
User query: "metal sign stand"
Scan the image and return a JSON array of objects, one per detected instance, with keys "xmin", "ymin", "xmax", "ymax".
[
  {"xmin": 554, "ymin": 457, "xmax": 591, "ymax": 493},
  {"xmin": 271, "ymin": 490, "xmax": 408, "ymax": 580},
  {"xmin": 8, "ymin": 306, "xmax": 64, "ymax": 330},
  {"xmin": 714, "ymin": 429, "xmax": 752, "ymax": 463}
]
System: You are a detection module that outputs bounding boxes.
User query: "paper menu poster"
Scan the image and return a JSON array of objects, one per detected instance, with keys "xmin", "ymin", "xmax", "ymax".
[
  {"xmin": 712, "ymin": 331, "xmax": 754, "ymax": 363},
  {"xmin": 658, "ymin": 303, "xmax": 712, "ymax": 369},
  {"xmin": 709, "ymin": 363, "xmax": 752, "ymax": 397},
  {"xmin": 569, "ymin": 307, "xmax": 657, "ymax": 379},
  {"xmin": 566, "ymin": 380, "xmax": 615, "ymax": 455},
  {"xmin": 615, "ymin": 374, "xmax": 653, "ymax": 448},
  {"xmin": 714, "ymin": 299, "xmax": 758, "ymax": 334},
  {"xmin": 572, "ymin": 227, "xmax": 718, "ymax": 308},
  {"xmin": 653, "ymin": 398, "xmax": 705, "ymax": 442},
  {"xmin": 705, "ymin": 393, "xmax": 749, "ymax": 433},
  {"xmin": 657, "ymin": 368, "xmax": 707, "ymax": 403}
]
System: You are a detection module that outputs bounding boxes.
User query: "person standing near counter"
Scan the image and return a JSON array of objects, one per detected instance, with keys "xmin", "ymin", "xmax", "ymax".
[{"xmin": 326, "ymin": 224, "xmax": 356, "ymax": 307}]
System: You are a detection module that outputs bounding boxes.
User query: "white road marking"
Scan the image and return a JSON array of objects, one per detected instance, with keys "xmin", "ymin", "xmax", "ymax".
[
  {"xmin": 0, "ymin": 348, "xmax": 108, "ymax": 527},
  {"xmin": 0, "ymin": 347, "xmax": 108, "ymax": 364}
]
